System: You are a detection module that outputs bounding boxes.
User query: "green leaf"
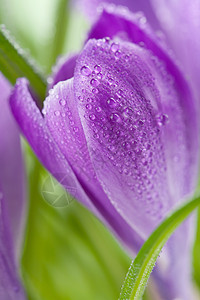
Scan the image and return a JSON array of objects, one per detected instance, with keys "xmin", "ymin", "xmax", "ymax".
[
  {"xmin": 0, "ymin": 24, "xmax": 47, "ymax": 101},
  {"xmin": 119, "ymin": 196, "xmax": 200, "ymax": 300}
]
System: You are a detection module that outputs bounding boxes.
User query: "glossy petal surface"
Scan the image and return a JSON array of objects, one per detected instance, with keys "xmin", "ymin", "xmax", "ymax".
[
  {"xmin": 74, "ymin": 38, "xmax": 198, "ymax": 238},
  {"xmin": 43, "ymin": 78, "xmax": 143, "ymax": 253},
  {"xmin": 10, "ymin": 78, "xmax": 96, "ymax": 214},
  {"xmin": 10, "ymin": 78, "xmax": 143, "ymax": 253}
]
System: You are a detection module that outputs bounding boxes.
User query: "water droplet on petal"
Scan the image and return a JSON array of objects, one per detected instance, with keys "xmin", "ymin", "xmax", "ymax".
[
  {"xmin": 81, "ymin": 65, "xmax": 91, "ymax": 76},
  {"xmin": 54, "ymin": 111, "xmax": 60, "ymax": 116},
  {"xmin": 73, "ymin": 127, "xmax": 79, "ymax": 133},
  {"xmin": 92, "ymin": 88, "xmax": 99, "ymax": 94},
  {"xmin": 110, "ymin": 113, "xmax": 122, "ymax": 123},
  {"xmin": 59, "ymin": 99, "xmax": 66, "ymax": 106},
  {"xmin": 94, "ymin": 65, "xmax": 101, "ymax": 73},
  {"xmin": 96, "ymin": 106, "xmax": 102, "ymax": 112},
  {"xmin": 156, "ymin": 114, "xmax": 169, "ymax": 126},
  {"xmin": 90, "ymin": 79, "xmax": 99, "ymax": 87},
  {"xmin": 86, "ymin": 104, "xmax": 92, "ymax": 110},
  {"xmin": 111, "ymin": 42, "xmax": 119, "ymax": 52},
  {"xmin": 107, "ymin": 98, "xmax": 117, "ymax": 108},
  {"xmin": 89, "ymin": 114, "xmax": 96, "ymax": 121},
  {"xmin": 97, "ymin": 72, "xmax": 103, "ymax": 80},
  {"xmin": 116, "ymin": 89, "xmax": 124, "ymax": 97},
  {"xmin": 115, "ymin": 50, "xmax": 121, "ymax": 58}
]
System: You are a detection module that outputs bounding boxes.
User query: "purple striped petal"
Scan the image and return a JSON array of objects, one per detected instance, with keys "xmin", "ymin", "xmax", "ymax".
[
  {"xmin": 0, "ymin": 73, "xmax": 25, "ymax": 299},
  {"xmin": 10, "ymin": 78, "xmax": 96, "ymax": 215},
  {"xmin": 0, "ymin": 73, "xmax": 25, "ymax": 250},
  {"xmin": 151, "ymin": 0, "xmax": 200, "ymax": 106},
  {"xmin": 77, "ymin": 0, "xmax": 159, "ymax": 28},
  {"xmin": 74, "ymin": 38, "xmax": 198, "ymax": 238},
  {"xmin": 10, "ymin": 78, "xmax": 143, "ymax": 253},
  {"xmin": 0, "ymin": 190, "xmax": 25, "ymax": 300}
]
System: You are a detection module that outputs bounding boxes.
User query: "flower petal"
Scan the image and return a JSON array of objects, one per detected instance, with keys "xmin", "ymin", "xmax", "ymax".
[
  {"xmin": 10, "ymin": 78, "xmax": 95, "ymax": 213},
  {"xmin": 74, "ymin": 38, "xmax": 198, "ymax": 238},
  {"xmin": 151, "ymin": 0, "xmax": 200, "ymax": 107},
  {"xmin": 0, "ymin": 73, "xmax": 25, "ymax": 298},
  {"xmin": 10, "ymin": 78, "xmax": 143, "ymax": 253},
  {"xmin": 49, "ymin": 53, "xmax": 78, "ymax": 89},
  {"xmin": 43, "ymin": 78, "xmax": 143, "ymax": 253},
  {"xmin": 78, "ymin": 0, "xmax": 159, "ymax": 28},
  {"xmin": 0, "ymin": 73, "xmax": 25, "ymax": 251},
  {"xmin": 0, "ymin": 190, "xmax": 25, "ymax": 300},
  {"xmin": 154, "ymin": 218, "xmax": 195, "ymax": 300}
]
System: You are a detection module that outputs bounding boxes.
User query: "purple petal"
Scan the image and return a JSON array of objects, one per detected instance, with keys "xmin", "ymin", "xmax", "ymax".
[
  {"xmin": 77, "ymin": 0, "xmax": 159, "ymax": 28},
  {"xmin": 154, "ymin": 218, "xmax": 195, "ymax": 300},
  {"xmin": 10, "ymin": 78, "xmax": 143, "ymax": 253},
  {"xmin": 0, "ymin": 191, "xmax": 25, "ymax": 300},
  {"xmin": 0, "ymin": 73, "xmax": 25, "ymax": 251},
  {"xmin": 44, "ymin": 78, "xmax": 143, "ymax": 253},
  {"xmin": 49, "ymin": 53, "xmax": 78, "ymax": 89},
  {"xmin": 151, "ymin": 0, "xmax": 200, "ymax": 107},
  {"xmin": 74, "ymin": 38, "xmax": 198, "ymax": 238},
  {"xmin": 0, "ymin": 73, "xmax": 25, "ymax": 299},
  {"xmin": 10, "ymin": 78, "xmax": 95, "ymax": 214}
]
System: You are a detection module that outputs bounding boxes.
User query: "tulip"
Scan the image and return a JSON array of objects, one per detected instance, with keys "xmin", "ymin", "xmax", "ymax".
[
  {"xmin": 10, "ymin": 5, "xmax": 199, "ymax": 299},
  {"xmin": 0, "ymin": 72, "xmax": 26, "ymax": 299}
]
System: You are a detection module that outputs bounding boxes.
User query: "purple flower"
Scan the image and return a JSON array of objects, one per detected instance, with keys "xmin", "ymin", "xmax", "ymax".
[
  {"xmin": 0, "ymin": 72, "xmax": 26, "ymax": 299},
  {"xmin": 10, "ymin": 5, "xmax": 199, "ymax": 300}
]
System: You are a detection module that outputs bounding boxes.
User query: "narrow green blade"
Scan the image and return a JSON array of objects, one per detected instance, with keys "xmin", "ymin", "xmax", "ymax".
[
  {"xmin": 119, "ymin": 196, "xmax": 200, "ymax": 300},
  {"xmin": 48, "ymin": 0, "xmax": 69, "ymax": 71},
  {"xmin": 0, "ymin": 25, "xmax": 47, "ymax": 101},
  {"xmin": 193, "ymin": 207, "xmax": 200, "ymax": 287}
]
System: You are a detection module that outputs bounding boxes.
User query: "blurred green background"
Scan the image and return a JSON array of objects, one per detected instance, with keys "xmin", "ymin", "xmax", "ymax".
[{"xmin": 1, "ymin": 0, "xmax": 200, "ymax": 299}]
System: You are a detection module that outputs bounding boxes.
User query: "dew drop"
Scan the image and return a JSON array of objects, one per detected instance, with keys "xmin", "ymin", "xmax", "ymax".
[
  {"xmin": 115, "ymin": 50, "xmax": 121, "ymax": 58},
  {"xmin": 89, "ymin": 114, "xmax": 96, "ymax": 121},
  {"xmin": 124, "ymin": 54, "xmax": 130, "ymax": 62},
  {"xmin": 96, "ymin": 106, "xmax": 102, "ymax": 112},
  {"xmin": 107, "ymin": 97, "xmax": 117, "ymax": 108},
  {"xmin": 97, "ymin": 72, "xmax": 103, "ymax": 80},
  {"xmin": 90, "ymin": 78, "xmax": 99, "ymax": 87},
  {"xmin": 73, "ymin": 127, "xmax": 79, "ymax": 133},
  {"xmin": 116, "ymin": 89, "xmax": 124, "ymax": 97},
  {"xmin": 92, "ymin": 88, "xmax": 99, "ymax": 94},
  {"xmin": 156, "ymin": 114, "xmax": 169, "ymax": 126},
  {"xmin": 54, "ymin": 111, "xmax": 60, "ymax": 117},
  {"xmin": 94, "ymin": 65, "xmax": 101, "ymax": 73},
  {"xmin": 59, "ymin": 99, "xmax": 66, "ymax": 106},
  {"xmin": 81, "ymin": 65, "xmax": 91, "ymax": 76},
  {"xmin": 78, "ymin": 96, "xmax": 84, "ymax": 102},
  {"xmin": 110, "ymin": 113, "xmax": 122, "ymax": 123},
  {"xmin": 111, "ymin": 42, "xmax": 119, "ymax": 52},
  {"xmin": 86, "ymin": 103, "xmax": 92, "ymax": 110},
  {"xmin": 123, "ymin": 107, "xmax": 133, "ymax": 117}
]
